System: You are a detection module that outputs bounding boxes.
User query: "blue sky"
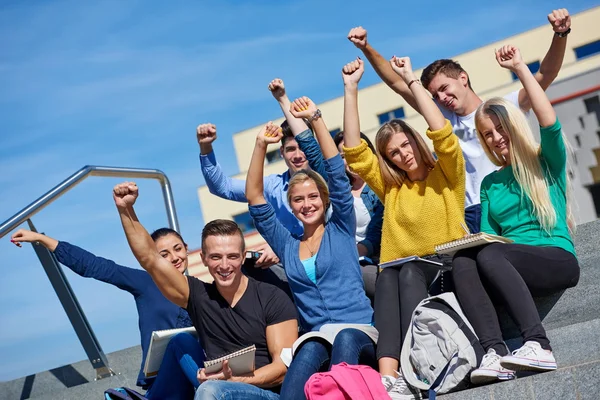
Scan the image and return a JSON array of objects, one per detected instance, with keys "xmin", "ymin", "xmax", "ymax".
[{"xmin": 0, "ymin": 0, "xmax": 596, "ymax": 382}]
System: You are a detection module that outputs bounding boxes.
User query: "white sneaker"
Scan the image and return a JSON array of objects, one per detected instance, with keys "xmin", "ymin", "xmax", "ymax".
[
  {"xmin": 500, "ymin": 341, "xmax": 557, "ymax": 371},
  {"xmin": 470, "ymin": 349, "xmax": 516, "ymax": 385},
  {"xmin": 381, "ymin": 371, "xmax": 422, "ymax": 400}
]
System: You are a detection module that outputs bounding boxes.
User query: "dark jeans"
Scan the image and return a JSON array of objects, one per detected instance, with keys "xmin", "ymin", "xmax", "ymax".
[
  {"xmin": 452, "ymin": 243, "xmax": 579, "ymax": 355},
  {"xmin": 465, "ymin": 204, "xmax": 482, "ymax": 234},
  {"xmin": 374, "ymin": 261, "xmax": 440, "ymax": 360},
  {"xmin": 145, "ymin": 332, "xmax": 205, "ymax": 400},
  {"xmin": 280, "ymin": 328, "xmax": 377, "ymax": 400}
]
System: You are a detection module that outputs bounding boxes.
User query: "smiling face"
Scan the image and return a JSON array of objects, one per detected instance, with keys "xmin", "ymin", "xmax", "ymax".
[
  {"xmin": 289, "ymin": 178, "xmax": 326, "ymax": 227},
  {"xmin": 155, "ymin": 234, "xmax": 188, "ymax": 274},
  {"xmin": 478, "ymin": 112, "xmax": 511, "ymax": 162},
  {"xmin": 427, "ymin": 72, "xmax": 471, "ymax": 115},
  {"xmin": 281, "ymin": 137, "xmax": 309, "ymax": 173},
  {"xmin": 201, "ymin": 234, "xmax": 245, "ymax": 289},
  {"xmin": 385, "ymin": 131, "xmax": 424, "ymax": 173}
]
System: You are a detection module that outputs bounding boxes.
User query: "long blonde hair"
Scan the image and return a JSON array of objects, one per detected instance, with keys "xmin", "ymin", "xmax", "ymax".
[
  {"xmin": 375, "ymin": 119, "xmax": 437, "ymax": 187},
  {"xmin": 475, "ymin": 98, "xmax": 575, "ymax": 233}
]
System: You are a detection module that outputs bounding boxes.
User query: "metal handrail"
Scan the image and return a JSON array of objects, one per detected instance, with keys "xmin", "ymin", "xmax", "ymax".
[{"xmin": 0, "ymin": 165, "xmax": 180, "ymax": 238}]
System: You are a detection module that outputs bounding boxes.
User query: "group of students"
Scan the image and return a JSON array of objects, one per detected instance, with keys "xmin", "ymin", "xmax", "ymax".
[{"xmin": 9, "ymin": 7, "xmax": 581, "ymax": 400}]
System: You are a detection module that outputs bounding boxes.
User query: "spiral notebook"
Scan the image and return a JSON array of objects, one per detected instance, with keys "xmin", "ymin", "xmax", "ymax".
[
  {"xmin": 435, "ymin": 233, "xmax": 513, "ymax": 256},
  {"xmin": 204, "ymin": 345, "xmax": 256, "ymax": 375},
  {"xmin": 144, "ymin": 326, "xmax": 198, "ymax": 377}
]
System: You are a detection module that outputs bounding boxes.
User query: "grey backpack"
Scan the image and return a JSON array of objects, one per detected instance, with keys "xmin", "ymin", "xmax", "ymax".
[{"xmin": 400, "ymin": 292, "xmax": 484, "ymax": 399}]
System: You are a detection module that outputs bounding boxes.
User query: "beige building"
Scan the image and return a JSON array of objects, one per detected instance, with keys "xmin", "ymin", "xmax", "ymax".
[{"xmin": 197, "ymin": 6, "xmax": 600, "ymax": 250}]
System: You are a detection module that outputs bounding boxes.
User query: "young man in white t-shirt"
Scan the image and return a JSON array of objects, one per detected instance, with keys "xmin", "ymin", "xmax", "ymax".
[{"xmin": 348, "ymin": 8, "xmax": 572, "ymax": 232}]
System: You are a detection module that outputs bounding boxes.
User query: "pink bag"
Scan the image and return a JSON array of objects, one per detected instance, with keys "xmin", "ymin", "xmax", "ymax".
[{"xmin": 304, "ymin": 362, "xmax": 391, "ymax": 400}]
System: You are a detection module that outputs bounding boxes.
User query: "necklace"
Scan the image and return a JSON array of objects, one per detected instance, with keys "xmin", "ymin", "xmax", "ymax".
[
  {"xmin": 302, "ymin": 229, "xmax": 323, "ymax": 257},
  {"xmin": 303, "ymin": 240, "xmax": 317, "ymax": 257}
]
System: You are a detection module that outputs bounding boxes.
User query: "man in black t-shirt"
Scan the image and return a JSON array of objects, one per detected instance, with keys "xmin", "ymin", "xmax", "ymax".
[{"xmin": 114, "ymin": 182, "xmax": 298, "ymax": 399}]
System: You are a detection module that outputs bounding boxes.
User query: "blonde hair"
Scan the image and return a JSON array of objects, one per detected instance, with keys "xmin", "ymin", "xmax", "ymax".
[
  {"xmin": 375, "ymin": 119, "xmax": 437, "ymax": 187},
  {"xmin": 475, "ymin": 98, "xmax": 575, "ymax": 233},
  {"xmin": 287, "ymin": 169, "xmax": 331, "ymax": 210}
]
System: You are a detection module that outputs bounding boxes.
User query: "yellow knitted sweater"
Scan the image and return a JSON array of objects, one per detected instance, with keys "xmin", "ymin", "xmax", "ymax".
[{"xmin": 344, "ymin": 120, "xmax": 465, "ymax": 262}]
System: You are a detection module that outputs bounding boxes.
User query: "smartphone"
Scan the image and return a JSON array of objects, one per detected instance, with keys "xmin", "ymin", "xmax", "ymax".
[{"xmin": 246, "ymin": 251, "xmax": 262, "ymax": 260}]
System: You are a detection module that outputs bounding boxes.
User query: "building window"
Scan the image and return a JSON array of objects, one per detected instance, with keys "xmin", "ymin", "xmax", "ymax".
[
  {"xmin": 266, "ymin": 148, "xmax": 282, "ymax": 164},
  {"xmin": 329, "ymin": 128, "xmax": 341, "ymax": 137},
  {"xmin": 377, "ymin": 107, "xmax": 405, "ymax": 125},
  {"xmin": 584, "ymin": 95, "xmax": 600, "ymax": 126},
  {"xmin": 574, "ymin": 40, "xmax": 600, "ymax": 60},
  {"xmin": 511, "ymin": 60, "xmax": 540, "ymax": 81},
  {"xmin": 233, "ymin": 212, "xmax": 256, "ymax": 234}
]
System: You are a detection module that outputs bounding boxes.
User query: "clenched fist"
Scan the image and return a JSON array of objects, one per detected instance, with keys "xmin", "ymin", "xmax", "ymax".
[
  {"xmin": 113, "ymin": 181, "xmax": 139, "ymax": 209},
  {"xmin": 347, "ymin": 26, "xmax": 368, "ymax": 49},
  {"xmin": 196, "ymin": 123, "xmax": 217, "ymax": 145},
  {"xmin": 256, "ymin": 122, "xmax": 283, "ymax": 146},
  {"xmin": 268, "ymin": 78, "xmax": 286, "ymax": 101},
  {"xmin": 342, "ymin": 57, "xmax": 364, "ymax": 87},
  {"xmin": 495, "ymin": 45, "xmax": 524, "ymax": 72},
  {"xmin": 289, "ymin": 97, "xmax": 318, "ymax": 120},
  {"xmin": 548, "ymin": 8, "xmax": 570, "ymax": 34},
  {"xmin": 390, "ymin": 56, "xmax": 416, "ymax": 84}
]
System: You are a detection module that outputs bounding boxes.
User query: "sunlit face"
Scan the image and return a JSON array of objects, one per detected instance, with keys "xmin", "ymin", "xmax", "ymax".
[
  {"xmin": 337, "ymin": 141, "xmax": 359, "ymax": 179},
  {"xmin": 281, "ymin": 137, "xmax": 309, "ymax": 173},
  {"xmin": 385, "ymin": 131, "xmax": 423, "ymax": 173},
  {"xmin": 155, "ymin": 234, "xmax": 188, "ymax": 274},
  {"xmin": 478, "ymin": 113, "xmax": 511, "ymax": 162},
  {"xmin": 289, "ymin": 179, "xmax": 325, "ymax": 227},
  {"xmin": 200, "ymin": 235, "xmax": 244, "ymax": 289},
  {"xmin": 427, "ymin": 72, "xmax": 470, "ymax": 115}
]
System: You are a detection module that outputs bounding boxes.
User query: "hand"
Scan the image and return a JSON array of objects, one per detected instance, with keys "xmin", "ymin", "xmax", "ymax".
[
  {"xmin": 10, "ymin": 229, "xmax": 42, "ymax": 248},
  {"xmin": 253, "ymin": 243, "xmax": 280, "ymax": 269},
  {"xmin": 495, "ymin": 45, "xmax": 524, "ymax": 72},
  {"xmin": 347, "ymin": 26, "xmax": 368, "ymax": 49},
  {"xmin": 268, "ymin": 78, "xmax": 286, "ymax": 101},
  {"xmin": 389, "ymin": 56, "xmax": 416, "ymax": 84},
  {"xmin": 113, "ymin": 181, "xmax": 139, "ymax": 209},
  {"xmin": 342, "ymin": 57, "xmax": 364, "ymax": 87},
  {"xmin": 196, "ymin": 123, "xmax": 217, "ymax": 145},
  {"xmin": 548, "ymin": 8, "xmax": 570, "ymax": 34},
  {"xmin": 197, "ymin": 360, "xmax": 233, "ymax": 384},
  {"xmin": 256, "ymin": 122, "xmax": 283, "ymax": 146},
  {"xmin": 289, "ymin": 96, "xmax": 318, "ymax": 119}
]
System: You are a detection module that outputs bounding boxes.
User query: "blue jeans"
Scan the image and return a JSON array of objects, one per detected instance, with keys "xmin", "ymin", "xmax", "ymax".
[
  {"xmin": 465, "ymin": 204, "xmax": 482, "ymax": 234},
  {"xmin": 194, "ymin": 381, "xmax": 280, "ymax": 400},
  {"xmin": 146, "ymin": 332, "xmax": 205, "ymax": 400},
  {"xmin": 280, "ymin": 328, "xmax": 377, "ymax": 400}
]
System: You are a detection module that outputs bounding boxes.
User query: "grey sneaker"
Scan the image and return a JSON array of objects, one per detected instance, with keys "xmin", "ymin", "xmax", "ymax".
[{"xmin": 381, "ymin": 371, "xmax": 422, "ymax": 400}]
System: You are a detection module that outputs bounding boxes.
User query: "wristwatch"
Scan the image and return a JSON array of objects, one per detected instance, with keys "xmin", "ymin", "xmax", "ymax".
[
  {"xmin": 555, "ymin": 28, "xmax": 571, "ymax": 38},
  {"xmin": 306, "ymin": 109, "xmax": 322, "ymax": 124}
]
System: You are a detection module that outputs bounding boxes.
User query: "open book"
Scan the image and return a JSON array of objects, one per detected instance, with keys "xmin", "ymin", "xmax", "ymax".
[
  {"xmin": 280, "ymin": 324, "xmax": 378, "ymax": 367},
  {"xmin": 435, "ymin": 233, "xmax": 513, "ymax": 256},
  {"xmin": 378, "ymin": 255, "xmax": 447, "ymax": 270},
  {"xmin": 144, "ymin": 326, "xmax": 198, "ymax": 377},
  {"xmin": 204, "ymin": 345, "xmax": 256, "ymax": 375}
]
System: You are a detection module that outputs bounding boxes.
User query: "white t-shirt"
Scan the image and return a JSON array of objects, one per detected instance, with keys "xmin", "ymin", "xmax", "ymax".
[
  {"xmin": 437, "ymin": 90, "xmax": 521, "ymax": 208},
  {"xmin": 353, "ymin": 195, "xmax": 371, "ymax": 243}
]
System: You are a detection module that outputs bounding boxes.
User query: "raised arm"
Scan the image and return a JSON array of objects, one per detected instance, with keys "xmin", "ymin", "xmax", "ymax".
[
  {"xmin": 113, "ymin": 182, "xmax": 189, "ymax": 307},
  {"xmin": 197, "ymin": 123, "xmax": 248, "ymax": 202},
  {"xmin": 289, "ymin": 97, "xmax": 337, "ymax": 160},
  {"xmin": 10, "ymin": 229, "xmax": 145, "ymax": 294},
  {"xmin": 390, "ymin": 56, "xmax": 446, "ymax": 131},
  {"xmin": 245, "ymin": 123, "xmax": 284, "ymax": 206},
  {"xmin": 497, "ymin": 45, "xmax": 556, "ymax": 127},
  {"xmin": 518, "ymin": 9, "xmax": 571, "ymax": 111},
  {"xmin": 348, "ymin": 26, "xmax": 420, "ymax": 112},
  {"xmin": 268, "ymin": 79, "xmax": 309, "ymax": 136},
  {"xmin": 341, "ymin": 57, "xmax": 364, "ymax": 149}
]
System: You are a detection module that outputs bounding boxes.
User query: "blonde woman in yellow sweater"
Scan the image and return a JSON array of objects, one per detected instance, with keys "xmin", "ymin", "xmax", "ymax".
[{"xmin": 342, "ymin": 56, "xmax": 465, "ymax": 398}]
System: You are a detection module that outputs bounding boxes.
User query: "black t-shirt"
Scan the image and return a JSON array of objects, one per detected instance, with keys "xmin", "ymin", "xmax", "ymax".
[{"xmin": 186, "ymin": 276, "xmax": 297, "ymax": 369}]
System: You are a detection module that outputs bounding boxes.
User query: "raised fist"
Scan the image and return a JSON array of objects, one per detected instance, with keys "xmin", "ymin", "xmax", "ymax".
[
  {"xmin": 548, "ymin": 8, "xmax": 570, "ymax": 34},
  {"xmin": 10, "ymin": 229, "xmax": 41, "ymax": 248},
  {"xmin": 342, "ymin": 57, "xmax": 364, "ymax": 86},
  {"xmin": 256, "ymin": 122, "xmax": 283, "ymax": 145},
  {"xmin": 289, "ymin": 97, "xmax": 318, "ymax": 120},
  {"xmin": 495, "ymin": 45, "xmax": 523, "ymax": 71},
  {"xmin": 113, "ymin": 181, "xmax": 139, "ymax": 209},
  {"xmin": 389, "ymin": 56, "xmax": 415, "ymax": 83},
  {"xmin": 268, "ymin": 78, "xmax": 286, "ymax": 100},
  {"xmin": 196, "ymin": 123, "xmax": 217, "ymax": 145},
  {"xmin": 347, "ymin": 26, "xmax": 368, "ymax": 49}
]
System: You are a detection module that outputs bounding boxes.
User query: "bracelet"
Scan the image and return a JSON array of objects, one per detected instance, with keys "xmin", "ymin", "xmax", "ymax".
[
  {"xmin": 307, "ymin": 109, "xmax": 322, "ymax": 124},
  {"xmin": 408, "ymin": 79, "xmax": 421, "ymax": 89},
  {"xmin": 555, "ymin": 28, "xmax": 571, "ymax": 38}
]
